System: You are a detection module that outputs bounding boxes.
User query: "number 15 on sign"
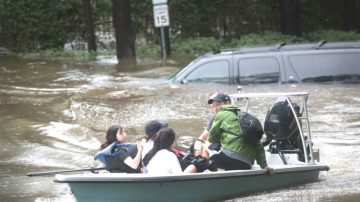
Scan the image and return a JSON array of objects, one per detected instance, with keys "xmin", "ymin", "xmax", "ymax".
[{"xmin": 153, "ymin": 4, "xmax": 170, "ymax": 27}]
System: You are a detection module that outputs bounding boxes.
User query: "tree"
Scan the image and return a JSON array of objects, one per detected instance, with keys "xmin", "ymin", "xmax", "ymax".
[
  {"xmin": 0, "ymin": 0, "xmax": 83, "ymax": 51},
  {"xmin": 82, "ymin": 0, "xmax": 97, "ymax": 53},
  {"xmin": 279, "ymin": 0, "xmax": 301, "ymax": 36},
  {"xmin": 344, "ymin": 0, "xmax": 360, "ymax": 31},
  {"xmin": 112, "ymin": 0, "xmax": 136, "ymax": 63}
]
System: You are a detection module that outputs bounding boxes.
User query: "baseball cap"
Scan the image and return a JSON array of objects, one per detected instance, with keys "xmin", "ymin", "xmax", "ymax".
[
  {"xmin": 208, "ymin": 93, "xmax": 231, "ymax": 104},
  {"xmin": 145, "ymin": 120, "xmax": 168, "ymax": 139}
]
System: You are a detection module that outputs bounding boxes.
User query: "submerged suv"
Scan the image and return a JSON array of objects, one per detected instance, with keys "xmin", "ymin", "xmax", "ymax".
[{"xmin": 170, "ymin": 41, "xmax": 360, "ymax": 85}]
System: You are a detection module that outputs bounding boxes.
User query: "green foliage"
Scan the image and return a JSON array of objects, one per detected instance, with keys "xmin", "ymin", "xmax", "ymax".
[
  {"xmin": 170, "ymin": 30, "xmax": 360, "ymax": 56},
  {"xmin": 227, "ymin": 32, "xmax": 306, "ymax": 48},
  {"xmin": 171, "ymin": 37, "xmax": 223, "ymax": 55},
  {"xmin": 0, "ymin": 0, "xmax": 84, "ymax": 52},
  {"xmin": 304, "ymin": 30, "xmax": 360, "ymax": 42},
  {"xmin": 20, "ymin": 30, "xmax": 360, "ymax": 61},
  {"xmin": 1, "ymin": 0, "xmax": 359, "ymax": 56},
  {"xmin": 301, "ymin": 0, "xmax": 347, "ymax": 31},
  {"xmin": 136, "ymin": 41, "xmax": 160, "ymax": 57},
  {"xmin": 0, "ymin": 0, "xmax": 112, "ymax": 52}
]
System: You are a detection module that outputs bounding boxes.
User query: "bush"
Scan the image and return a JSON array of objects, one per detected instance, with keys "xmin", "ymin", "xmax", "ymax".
[
  {"xmin": 304, "ymin": 30, "xmax": 360, "ymax": 42},
  {"xmin": 136, "ymin": 41, "xmax": 160, "ymax": 57},
  {"xmin": 171, "ymin": 37, "xmax": 223, "ymax": 56},
  {"xmin": 226, "ymin": 32, "xmax": 306, "ymax": 48}
]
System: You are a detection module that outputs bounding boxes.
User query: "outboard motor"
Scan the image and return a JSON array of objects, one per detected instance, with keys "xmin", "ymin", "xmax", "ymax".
[{"xmin": 263, "ymin": 96, "xmax": 309, "ymax": 163}]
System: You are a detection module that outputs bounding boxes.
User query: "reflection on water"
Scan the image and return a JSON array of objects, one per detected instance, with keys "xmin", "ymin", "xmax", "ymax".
[{"xmin": 0, "ymin": 56, "xmax": 360, "ymax": 201}]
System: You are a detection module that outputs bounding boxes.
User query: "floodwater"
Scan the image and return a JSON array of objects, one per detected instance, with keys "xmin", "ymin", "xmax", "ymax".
[{"xmin": 0, "ymin": 56, "xmax": 359, "ymax": 202}]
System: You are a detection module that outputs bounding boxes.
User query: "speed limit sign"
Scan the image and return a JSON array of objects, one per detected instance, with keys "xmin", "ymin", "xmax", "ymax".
[{"xmin": 153, "ymin": 4, "xmax": 170, "ymax": 27}]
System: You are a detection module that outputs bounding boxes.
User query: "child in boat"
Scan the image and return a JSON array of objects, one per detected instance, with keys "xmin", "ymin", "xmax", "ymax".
[
  {"xmin": 95, "ymin": 125, "xmax": 143, "ymax": 173},
  {"xmin": 143, "ymin": 128, "xmax": 197, "ymax": 174},
  {"xmin": 142, "ymin": 120, "xmax": 168, "ymax": 159}
]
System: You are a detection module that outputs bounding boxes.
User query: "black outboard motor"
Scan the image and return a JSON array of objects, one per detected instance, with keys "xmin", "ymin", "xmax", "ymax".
[{"xmin": 263, "ymin": 96, "xmax": 309, "ymax": 163}]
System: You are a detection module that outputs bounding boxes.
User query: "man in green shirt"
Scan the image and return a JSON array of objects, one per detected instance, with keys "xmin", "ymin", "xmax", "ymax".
[{"xmin": 207, "ymin": 93, "xmax": 274, "ymax": 174}]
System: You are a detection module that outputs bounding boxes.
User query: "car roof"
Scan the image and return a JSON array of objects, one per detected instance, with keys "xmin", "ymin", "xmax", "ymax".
[{"xmin": 211, "ymin": 41, "xmax": 360, "ymax": 55}]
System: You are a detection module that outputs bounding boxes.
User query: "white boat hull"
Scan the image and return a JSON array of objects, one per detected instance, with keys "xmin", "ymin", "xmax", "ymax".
[{"xmin": 55, "ymin": 164, "xmax": 328, "ymax": 202}]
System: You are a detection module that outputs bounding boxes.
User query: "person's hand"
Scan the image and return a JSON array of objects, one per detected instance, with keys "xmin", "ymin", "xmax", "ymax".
[
  {"xmin": 136, "ymin": 140, "xmax": 144, "ymax": 152},
  {"xmin": 194, "ymin": 140, "xmax": 203, "ymax": 151},
  {"xmin": 265, "ymin": 166, "xmax": 275, "ymax": 176}
]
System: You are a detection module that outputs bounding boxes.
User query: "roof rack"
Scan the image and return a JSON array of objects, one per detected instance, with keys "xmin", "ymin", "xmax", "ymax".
[
  {"xmin": 213, "ymin": 48, "xmax": 240, "ymax": 55},
  {"xmin": 273, "ymin": 42, "xmax": 287, "ymax": 50},
  {"xmin": 315, "ymin": 40, "xmax": 327, "ymax": 49},
  {"xmin": 212, "ymin": 41, "xmax": 360, "ymax": 55}
]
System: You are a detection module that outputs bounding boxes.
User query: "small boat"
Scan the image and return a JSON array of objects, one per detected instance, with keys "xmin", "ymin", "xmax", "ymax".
[{"xmin": 55, "ymin": 92, "xmax": 329, "ymax": 202}]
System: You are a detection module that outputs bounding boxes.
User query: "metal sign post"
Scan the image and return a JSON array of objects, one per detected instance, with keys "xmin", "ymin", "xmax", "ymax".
[{"xmin": 152, "ymin": 0, "xmax": 169, "ymax": 63}]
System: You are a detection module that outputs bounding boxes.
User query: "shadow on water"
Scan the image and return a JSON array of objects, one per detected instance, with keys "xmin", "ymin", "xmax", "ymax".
[{"xmin": 0, "ymin": 56, "xmax": 360, "ymax": 201}]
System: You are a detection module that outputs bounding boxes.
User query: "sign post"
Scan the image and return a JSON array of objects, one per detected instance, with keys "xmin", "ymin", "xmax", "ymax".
[{"xmin": 152, "ymin": 0, "xmax": 169, "ymax": 62}]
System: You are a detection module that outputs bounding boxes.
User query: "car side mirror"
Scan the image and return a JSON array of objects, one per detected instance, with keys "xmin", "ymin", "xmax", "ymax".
[{"xmin": 181, "ymin": 79, "xmax": 189, "ymax": 84}]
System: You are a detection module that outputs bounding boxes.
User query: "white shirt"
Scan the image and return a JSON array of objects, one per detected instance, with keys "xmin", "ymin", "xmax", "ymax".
[
  {"xmin": 142, "ymin": 140, "xmax": 154, "ymax": 160},
  {"xmin": 144, "ymin": 149, "xmax": 182, "ymax": 175}
]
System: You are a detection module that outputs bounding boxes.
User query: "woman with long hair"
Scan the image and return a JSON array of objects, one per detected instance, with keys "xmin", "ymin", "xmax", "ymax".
[
  {"xmin": 143, "ymin": 128, "xmax": 196, "ymax": 174},
  {"xmin": 96, "ymin": 124, "xmax": 143, "ymax": 173},
  {"xmin": 142, "ymin": 120, "xmax": 168, "ymax": 159}
]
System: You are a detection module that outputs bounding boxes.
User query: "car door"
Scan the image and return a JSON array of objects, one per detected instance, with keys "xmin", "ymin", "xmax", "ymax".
[
  {"xmin": 236, "ymin": 54, "xmax": 282, "ymax": 85},
  {"xmin": 180, "ymin": 56, "xmax": 233, "ymax": 84},
  {"xmin": 284, "ymin": 49, "xmax": 360, "ymax": 83}
]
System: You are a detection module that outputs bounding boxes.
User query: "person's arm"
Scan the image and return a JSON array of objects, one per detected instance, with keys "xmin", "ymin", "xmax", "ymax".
[
  {"xmin": 199, "ymin": 129, "xmax": 209, "ymax": 141},
  {"xmin": 183, "ymin": 164, "xmax": 197, "ymax": 173},
  {"xmin": 254, "ymin": 143, "xmax": 274, "ymax": 175},
  {"xmin": 255, "ymin": 142, "xmax": 269, "ymax": 169},
  {"xmin": 208, "ymin": 114, "xmax": 222, "ymax": 143},
  {"xmin": 199, "ymin": 116, "xmax": 215, "ymax": 141},
  {"xmin": 124, "ymin": 141, "xmax": 143, "ymax": 169}
]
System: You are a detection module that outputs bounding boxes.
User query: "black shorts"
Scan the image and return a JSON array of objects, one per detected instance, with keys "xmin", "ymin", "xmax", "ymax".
[{"xmin": 209, "ymin": 151, "xmax": 251, "ymax": 171}]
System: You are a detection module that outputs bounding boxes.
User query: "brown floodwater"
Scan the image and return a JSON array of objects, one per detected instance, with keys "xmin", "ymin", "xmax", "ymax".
[{"xmin": 0, "ymin": 55, "xmax": 359, "ymax": 202}]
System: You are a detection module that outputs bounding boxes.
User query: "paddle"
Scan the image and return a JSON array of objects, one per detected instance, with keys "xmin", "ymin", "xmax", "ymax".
[{"xmin": 27, "ymin": 167, "xmax": 106, "ymax": 177}]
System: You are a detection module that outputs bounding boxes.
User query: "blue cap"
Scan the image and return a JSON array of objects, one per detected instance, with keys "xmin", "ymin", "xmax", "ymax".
[{"xmin": 208, "ymin": 93, "xmax": 231, "ymax": 104}]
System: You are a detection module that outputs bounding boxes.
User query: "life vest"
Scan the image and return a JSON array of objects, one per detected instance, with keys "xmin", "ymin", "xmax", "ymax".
[{"xmin": 94, "ymin": 141, "xmax": 137, "ymax": 164}]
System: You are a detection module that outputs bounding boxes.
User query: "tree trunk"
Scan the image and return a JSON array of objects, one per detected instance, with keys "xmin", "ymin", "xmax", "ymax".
[
  {"xmin": 279, "ymin": 0, "xmax": 301, "ymax": 36},
  {"xmin": 82, "ymin": 0, "xmax": 97, "ymax": 53},
  {"xmin": 344, "ymin": 0, "xmax": 360, "ymax": 31},
  {"xmin": 112, "ymin": 0, "xmax": 136, "ymax": 63}
]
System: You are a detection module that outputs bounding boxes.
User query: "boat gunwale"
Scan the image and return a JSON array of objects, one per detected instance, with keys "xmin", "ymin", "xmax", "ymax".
[
  {"xmin": 229, "ymin": 92, "xmax": 309, "ymax": 98},
  {"xmin": 54, "ymin": 164, "xmax": 329, "ymax": 183}
]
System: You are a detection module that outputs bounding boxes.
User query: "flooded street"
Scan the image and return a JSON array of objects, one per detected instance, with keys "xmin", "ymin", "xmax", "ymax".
[{"xmin": 0, "ymin": 56, "xmax": 360, "ymax": 202}]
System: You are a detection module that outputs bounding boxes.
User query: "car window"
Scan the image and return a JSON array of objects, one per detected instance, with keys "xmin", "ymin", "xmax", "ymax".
[
  {"xmin": 289, "ymin": 53, "xmax": 360, "ymax": 82},
  {"xmin": 185, "ymin": 60, "xmax": 230, "ymax": 83},
  {"xmin": 238, "ymin": 57, "xmax": 280, "ymax": 84}
]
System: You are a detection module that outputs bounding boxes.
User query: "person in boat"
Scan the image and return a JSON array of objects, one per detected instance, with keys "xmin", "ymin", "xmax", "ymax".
[
  {"xmin": 143, "ymin": 128, "xmax": 197, "ymax": 174},
  {"xmin": 195, "ymin": 92, "xmax": 231, "ymax": 157},
  {"xmin": 197, "ymin": 92, "xmax": 221, "ymax": 141},
  {"xmin": 95, "ymin": 125, "xmax": 143, "ymax": 173},
  {"xmin": 206, "ymin": 93, "xmax": 274, "ymax": 174},
  {"xmin": 142, "ymin": 120, "xmax": 168, "ymax": 159}
]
